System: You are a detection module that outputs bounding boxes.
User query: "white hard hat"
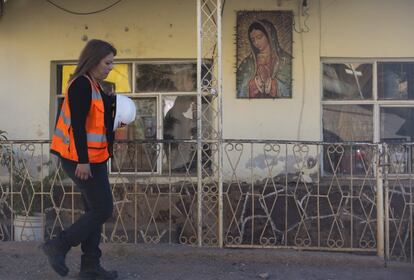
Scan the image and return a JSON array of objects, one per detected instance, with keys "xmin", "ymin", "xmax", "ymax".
[{"xmin": 113, "ymin": 95, "xmax": 136, "ymax": 131}]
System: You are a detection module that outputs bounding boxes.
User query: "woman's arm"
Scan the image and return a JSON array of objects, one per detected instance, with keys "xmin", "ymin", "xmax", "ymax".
[{"xmin": 67, "ymin": 76, "xmax": 92, "ymax": 163}]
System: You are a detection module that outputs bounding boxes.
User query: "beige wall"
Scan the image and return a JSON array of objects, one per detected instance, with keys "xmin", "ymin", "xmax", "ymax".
[
  {"xmin": 321, "ymin": 0, "xmax": 414, "ymax": 57},
  {"xmin": 0, "ymin": 0, "xmax": 414, "ymax": 140}
]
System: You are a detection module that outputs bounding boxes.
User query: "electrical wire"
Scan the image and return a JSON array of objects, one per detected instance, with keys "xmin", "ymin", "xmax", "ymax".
[{"xmin": 46, "ymin": 0, "xmax": 123, "ymax": 15}]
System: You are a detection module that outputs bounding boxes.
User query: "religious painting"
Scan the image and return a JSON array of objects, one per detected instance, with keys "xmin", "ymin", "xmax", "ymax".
[{"xmin": 236, "ymin": 11, "xmax": 293, "ymax": 99}]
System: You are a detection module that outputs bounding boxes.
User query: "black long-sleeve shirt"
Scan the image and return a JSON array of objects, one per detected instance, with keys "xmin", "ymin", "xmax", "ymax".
[{"xmin": 67, "ymin": 76, "xmax": 115, "ymax": 163}]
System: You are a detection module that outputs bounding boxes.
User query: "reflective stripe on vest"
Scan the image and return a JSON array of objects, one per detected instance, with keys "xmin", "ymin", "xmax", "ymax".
[
  {"xmin": 92, "ymin": 90, "xmax": 102, "ymax": 101},
  {"xmin": 50, "ymin": 75, "xmax": 109, "ymax": 163},
  {"xmin": 54, "ymin": 127, "xmax": 69, "ymax": 145},
  {"xmin": 59, "ymin": 107, "xmax": 71, "ymax": 126},
  {"xmin": 54, "ymin": 128, "xmax": 106, "ymax": 145},
  {"xmin": 87, "ymin": 133, "xmax": 107, "ymax": 143}
]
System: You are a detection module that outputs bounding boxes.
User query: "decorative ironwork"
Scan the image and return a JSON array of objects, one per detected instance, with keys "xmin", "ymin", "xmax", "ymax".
[
  {"xmin": 0, "ymin": 140, "xmax": 200, "ymax": 245},
  {"xmin": 223, "ymin": 141, "xmax": 379, "ymax": 252},
  {"xmin": 383, "ymin": 143, "xmax": 414, "ymax": 264},
  {"xmin": 197, "ymin": 0, "xmax": 222, "ymax": 246},
  {"xmin": 0, "ymin": 139, "xmax": 413, "ymax": 264}
]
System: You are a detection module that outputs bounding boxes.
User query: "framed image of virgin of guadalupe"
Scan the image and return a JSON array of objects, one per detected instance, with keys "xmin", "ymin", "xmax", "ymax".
[{"xmin": 236, "ymin": 11, "xmax": 293, "ymax": 99}]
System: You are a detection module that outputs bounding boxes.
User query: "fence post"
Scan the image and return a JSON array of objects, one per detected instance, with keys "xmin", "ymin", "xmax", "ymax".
[
  {"xmin": 217, "ymin": 0, "xmax": 223, "ymax": 249},
  {"xmin": 196, "ymin": 0, "xmax": 203, "ymax": 247},
  {"xmin": 376, "ymin": 143, "xmax": 385, "ymax": 258},
  {"xmin": 383, "ymin": 143, "xmax": 390, "ymax": 265}
]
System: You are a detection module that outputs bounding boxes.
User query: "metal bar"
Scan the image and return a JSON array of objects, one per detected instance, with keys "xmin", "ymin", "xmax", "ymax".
[
  {"xmin": 251, "ymin": 142, "xmax": 254, "ymax": 245},
  {"xmin": 223, "ymin": 139, "xmax": 381, "ymax": 146},
  {"xmin": 350, "ymin": 145, "xmax": 354, "ymax": 248},
  {"xmin": 134, "ymin": 141, "xmax": 138, "ymax": 244},
  {"xmin": 0, "ymin": 139, "xmax": 408, "ymax": 148},
  {"xmin": 317, "ymin": 144, "xmax": 321, "ymax": 248},
  {"xmin": 383, "ymin": 144, "xmax": 390, "ymax": 265},
  {"xmin": 410, "ymin": 180, "xmax": 413, "ymax": 264},
  {"xmin": 10, "ymin": 143, "xmax": 14, "ymax": 241},
  {"xmin": 285, "ymin": 143, "xmax": 288, "ymax": 247},
  {"xmin": 168, "ymin": 142, "xmax": 172, "ymax": 244},
  {"xmin": 376, "ymin": 144, "xmax": 385, "ymax": 258},
  {"xmin": 225, "ymin": 244, "xmax": 377, "ymax": 252},
  {"xmin": 41, "ymin": 143, "xmax": 45, "ymax": 241},
  {"xmin": 409, "ymin": 153, "xmax": 413, "ymax": 264},
  {"xmin": 217, "ymin": 0, "xmax": 223, "ymax": 249},
  {"xmin": 196, "ymin": 0, "xmax": 203, "ymax": 247}
]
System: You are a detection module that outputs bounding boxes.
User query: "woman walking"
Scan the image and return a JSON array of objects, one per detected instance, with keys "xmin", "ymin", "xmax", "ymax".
[{"xmin": 43, "ymin": 39, "xmax": 118, "ymax": 280}]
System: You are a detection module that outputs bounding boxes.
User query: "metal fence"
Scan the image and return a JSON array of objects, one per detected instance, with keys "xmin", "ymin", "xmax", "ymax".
[
  {"xmin": 382, "ymin": 144, "xmax": 414, "ymax": 263},
  {"xmin": 0, "ymin": 139, "xmax": 413, "ymax": 264},
  {"xmin": 222, "ymin": 140, "xmax": 380, "ymax": 253}
]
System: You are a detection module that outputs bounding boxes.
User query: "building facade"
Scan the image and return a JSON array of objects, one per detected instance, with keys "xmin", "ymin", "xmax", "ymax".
[{"xmin": 1, "ymin": 0, "xmax": 414, "ymax": 263}]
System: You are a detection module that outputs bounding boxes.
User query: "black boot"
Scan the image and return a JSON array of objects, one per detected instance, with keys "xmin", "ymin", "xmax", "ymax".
[
  {"xmin": 78, "ymin": 256, "xmax": 118, "ymax": 280},
  {"xmin": 40, "ymin": 238, "xmax": 70, "ymax": 277}
]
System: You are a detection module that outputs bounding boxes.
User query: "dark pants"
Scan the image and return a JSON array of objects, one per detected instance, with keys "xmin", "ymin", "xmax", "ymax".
[{"xmin": 59, "ymin": 158, "xmax": 113, "ymax": 263}]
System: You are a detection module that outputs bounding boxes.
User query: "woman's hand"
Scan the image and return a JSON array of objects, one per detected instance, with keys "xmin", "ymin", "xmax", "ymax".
[{"xmin": 75, "ymin": 163, "xmax": 93, "ymax": 180}]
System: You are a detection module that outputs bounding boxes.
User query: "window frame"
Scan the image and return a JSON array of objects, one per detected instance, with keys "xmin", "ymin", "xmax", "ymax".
[{"xmin": 321, "ymin": 58, "xmax": 414, "ymax": 175}]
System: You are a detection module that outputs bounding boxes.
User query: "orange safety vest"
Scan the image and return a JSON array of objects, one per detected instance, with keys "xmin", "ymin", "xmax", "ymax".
[{"xmin": 51, "ymin": 75, "xmax": 109, "ymax": 163}]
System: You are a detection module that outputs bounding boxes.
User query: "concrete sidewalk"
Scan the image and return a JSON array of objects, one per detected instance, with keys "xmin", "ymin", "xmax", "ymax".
[{"xmin": 0, "ymin": 242, "xmax": 413, "ymax": 280}]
